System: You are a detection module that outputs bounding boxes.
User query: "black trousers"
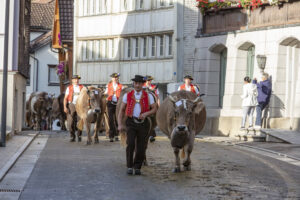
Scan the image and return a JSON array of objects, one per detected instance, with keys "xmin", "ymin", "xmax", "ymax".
[
  {"xmin": 126, "ymin": 118, "xmax": 149, "ymax": 169},
  {"xmin": 67, "ymin": 103, "xmax": 82, "ymax": 139},
  {"xmin": 107, "ymin": 101, "xmax": 118, "ymax": 139}
]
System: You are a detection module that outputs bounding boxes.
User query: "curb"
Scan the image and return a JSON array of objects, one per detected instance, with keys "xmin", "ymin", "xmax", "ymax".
[{"xmin": 0, "ymin": 132, "xmax": 39, "ymax": 182}]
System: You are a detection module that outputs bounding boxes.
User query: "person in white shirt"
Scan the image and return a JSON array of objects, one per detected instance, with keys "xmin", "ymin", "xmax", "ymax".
[
  {"xmin": 118, "ymin": 75, "xmax": 157, "ymax": 175},
  {"xmin": 104, "ymin": 73, "xmax": 124, "ymax": 142},
  {"xmin": 63, "ymin": 75, "xmax": 84, "ymax": 142},
  {"xmin": 178, "ymin": 75, "xmax": 200, "ymax": 96},
  {"xmin": 241, "ymin": 76, "xmax": 258, "ymax": 131}
]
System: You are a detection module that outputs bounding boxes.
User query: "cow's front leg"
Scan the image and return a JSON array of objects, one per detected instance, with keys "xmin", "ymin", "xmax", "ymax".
[
  {"xmin": 85, "ymin": 119, "xmax": 92, "ymax": 145},
  {"xmin": 172, "ymin": 147, "xmax": 181, "ymax": 173},
  {"xmin": 93, "ymin": 117, "xmax": 100, "ymax": 144},
  {"xmin": 183, "ymin": 132, "xmax": 195, "ymax": 171},
  {"xmin": 36, "ymin": 114, "xmax": 42, "ymax": 131}
]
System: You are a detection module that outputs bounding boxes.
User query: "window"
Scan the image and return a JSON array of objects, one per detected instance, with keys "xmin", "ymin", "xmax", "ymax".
[
  {"xmin": 142, "ymin": 37, "xmax": 147, "ymax": 57},
  {"xmin": 151, "ymin": 36, "xmax": 156, "ymax": 57},
  {"xmin": 219, "ymin": 49, "xmax": 227, "ymax": 108},
  {"xmin": 95, "ymin": 0, "xmax": 101, "ymax": 14},
  {"xmin": 112, "ymin": 39, "xmax": 115, "ymax": 58},
  {"xmin": 136, "ymin": 0, "xmax": 143, "ymax": 9},
  {"xmin": 48, "ymin": 65, "xmax": 60, "ymax": 85},
  {"xmin": 134, "ymin": 38, "xmax": 139, "ymax": 58},
  {"xmin": 83, "ymin": 0, "xmax": 88, "ymax": 15},
  {"xmin": 124, "ymin": 0, "xmax": 128, "ymax": 10},
  {"xmin": 101, "ymin": 0, "xmax": 107, "ymax": 13},
  {"xmin": 168, "ymin": 34, "xmax": 172, "ymax": 56},
  {"xmin": 100, "ymin": 40, "xmax": 107, "ymax": 59},
  {"xmin": 169, "ymin": 0, "xmax": 173, "ymax": 5},
  {"xmin": 82, "ymin": 41, "xmax": 87, "ymax": 61},
  {"xmin": 159, "ymin": 35, "xmax": 164, "ymax": 56},
  {"xmin": 160, "ymin": 0, "xmax": 165, "ymax": 7},
  {"xmin": 89, "ymin": 0, "xmax": 94, "ymax": 15},
  {"xmin": 247, "ymin": 46, "xmax": 255, "ymax": 79},
  {"xmin": 127, "ymin": 38, "xmax": 131, "ymax": 58}
]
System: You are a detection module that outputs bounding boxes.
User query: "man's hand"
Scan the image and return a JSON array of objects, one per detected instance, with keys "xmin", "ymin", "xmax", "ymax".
[
  {"xmin": 139, "ymin": 113, "xmax": 147, "ymax": 120},
  {"xmin": 118, "ymin": 124, "xmax": 125, "ymax": 132},
  {"xmin": 64, "ymin": 107, "xmax": 68, "ymax": 114}
]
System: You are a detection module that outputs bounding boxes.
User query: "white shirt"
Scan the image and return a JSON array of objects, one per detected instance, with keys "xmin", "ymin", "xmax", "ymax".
[
  {"xmin": 178, "ymin": 84, "xmax": 200, "ymax": 95},
  {"xmin": 122, "ymin": 90, "xmax": 155, "ymax": 118},
  {"xmin": 65, "ymin": 85, "xmax": 81, "ymax": 104},
  {"xmin": 104, "ymin": 82, "xmax": 123, "ymax": 102},
  {"xmin": 241, "ymin": 83, "xmax": 258, "ymax": 107}
]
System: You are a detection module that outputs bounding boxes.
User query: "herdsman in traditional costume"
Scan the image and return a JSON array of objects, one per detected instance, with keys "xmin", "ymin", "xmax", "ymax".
[
  {"xmin": 118, "ymin": 75, "xmax": 157, "ymax": 175},
  {"xmin": 178, "ymin": 75, "xmax": 200, "ymax": 96},
  {"xmin": 105, "ymin": 73, "xmax": 124, "ymax": 142},
  {"xmin": 64, "ymin": 75, "xmax": 84, "ymax": 142},
  {"xmin": 143, "ymin": 75, "xmax": 160, "ymax": 142}
]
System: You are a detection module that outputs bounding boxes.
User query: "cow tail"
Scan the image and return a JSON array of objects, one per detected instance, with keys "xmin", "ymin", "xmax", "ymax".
[
  {"xmin": 77, "ymin": 119, "xmax": 84, "ymax": 131},
  {"xmin": 120, "ymin": 131, "xmax": 127, "ymax": 147},
  {"xmin": 181, "ymin": 149, "xmax": 185, "ymax": 159}
]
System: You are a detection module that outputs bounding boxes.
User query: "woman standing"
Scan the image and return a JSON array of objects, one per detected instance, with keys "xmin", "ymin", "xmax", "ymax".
[{"xmin": 241, "ymin": 76, "xmax": 258, "ymax": 130}]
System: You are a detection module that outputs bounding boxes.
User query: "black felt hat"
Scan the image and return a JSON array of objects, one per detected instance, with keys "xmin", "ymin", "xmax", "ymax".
[
  {"xmin": 131, "ymin": 75, "xmax": 146, "ymax": 83},
  {"xmin": 184, "ymin": 75, "xmax": 193, "ymax": 80},
  {"xmin": 71, "ymin": 75, "xmax": 81, "ymax": 79},
  {"xmin": 110, "ymin": 73, "xmax": 120, "ymax": 78}
]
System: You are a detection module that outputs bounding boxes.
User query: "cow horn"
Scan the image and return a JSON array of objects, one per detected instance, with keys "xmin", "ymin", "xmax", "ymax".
[
  {"xmin": 168, "ymin": 95, "xmax": 176, "ymax": 103},
  {"xmin": 193, "ymin": 97, "xmax": 201, "ymax": 103}
]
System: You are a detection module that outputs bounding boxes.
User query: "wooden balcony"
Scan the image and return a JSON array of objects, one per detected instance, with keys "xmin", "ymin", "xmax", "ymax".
[{"xmin": 201, "ymin": 0, "xmax": 300, "ymax": 35}]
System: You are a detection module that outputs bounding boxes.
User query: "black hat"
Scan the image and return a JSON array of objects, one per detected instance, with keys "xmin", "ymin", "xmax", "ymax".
[
  {"xmin": 110, "ymin": 73, "xmax": 120, "ymax": 78},
  {"xmin": 131, "ymin": 75, "xmax": 146, "ymax": 83},
  {"xmin": 184, "ymin": 75, "xmax": 193, "ymax": 80},
  {"xmin": 71, "ymin": 75, "xmax": 81, "ymax": 79},
  {"xmin": 146, "ymin": 75, "xmax": 154, "ymax": 81}
]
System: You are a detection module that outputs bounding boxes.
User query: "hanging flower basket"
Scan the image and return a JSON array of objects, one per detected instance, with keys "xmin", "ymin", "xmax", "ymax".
[{"xmin": 56, "ymin": 61, "xmax": 68, "ymax": 80}]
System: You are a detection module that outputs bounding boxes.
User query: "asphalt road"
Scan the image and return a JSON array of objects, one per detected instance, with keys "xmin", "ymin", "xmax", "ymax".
[{"xmin": 18, "ymin": 131, "xmax": 300, "ymax": 200}]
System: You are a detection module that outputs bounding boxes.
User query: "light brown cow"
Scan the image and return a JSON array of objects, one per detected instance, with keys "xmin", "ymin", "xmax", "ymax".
[
  {"xmin": 76, "ymin": 86, "xmax": 105, "ymax": 145},
  {"xmin": 156, "ymin": 90, "xmax": 206, "ymax": 172}
]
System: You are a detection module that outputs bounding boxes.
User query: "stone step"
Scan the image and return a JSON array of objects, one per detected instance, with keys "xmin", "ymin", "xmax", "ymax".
[{"xmin": 235, "ymin": 129, "xmax": 266, "ymax": 142}]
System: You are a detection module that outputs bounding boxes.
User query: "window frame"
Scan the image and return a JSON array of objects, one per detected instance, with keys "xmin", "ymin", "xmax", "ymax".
[{"xmin": 48, "ymin": 64, "xmax": 60, "ymax": 86}]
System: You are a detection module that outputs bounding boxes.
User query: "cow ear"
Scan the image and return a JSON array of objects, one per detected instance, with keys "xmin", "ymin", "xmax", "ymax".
[{"xmin": 193, "ymin": 102, "xmax": 205, "ymax": 115}]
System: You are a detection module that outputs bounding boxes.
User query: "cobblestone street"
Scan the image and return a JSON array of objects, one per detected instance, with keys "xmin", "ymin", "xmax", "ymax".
[{"xmin": 1, "ymin": 131, "xmax": 299, "ymax": 200}]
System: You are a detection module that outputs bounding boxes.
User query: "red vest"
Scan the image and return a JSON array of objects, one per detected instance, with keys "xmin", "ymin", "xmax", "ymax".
[
  {"xmin": 67, "ymin": 84, "xmax": 83, "ymax": 102},
  {"xmin": 143, "ymin": 83, "xmax": 158, "ymax": 97},
  {"xmin": 107, "ymin": 82, "xmax": 123, "ymax": 101},
  {"xmin": 179, "ymin": 84, "xmax": 196, "ymax": 94},
  {"xmin": 126, "ymin": 90, "xmax": 150, "ymax": 117}
]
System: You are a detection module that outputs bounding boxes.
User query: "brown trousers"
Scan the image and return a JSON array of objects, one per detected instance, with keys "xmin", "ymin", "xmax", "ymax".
[
  {"xmin": 67, "ymin": 103, "xmax": 82, "ymax": 139},
  {"xmin": 126, "ymin": 118, "xmax": 150, "ymax": 169}
]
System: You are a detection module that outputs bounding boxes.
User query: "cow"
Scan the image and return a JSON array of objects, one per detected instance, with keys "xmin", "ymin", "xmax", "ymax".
[
  {"xmin": 76, "ymin": 86, "xmax": 105, "ymax": 145},
  {"xmin": 116, "ymin": 87, "xmax": 158, "ymax": 165},
  {"xmin": 25, "ymin": 92, "xmax": 53, "ymax": 130},
  {"xmin": 51, "ymin": 93, "xmax": 67, "ymax": 131},
  {"xmin": 156, "ymin": 90, "xmax": 206, "ymax": 173}
]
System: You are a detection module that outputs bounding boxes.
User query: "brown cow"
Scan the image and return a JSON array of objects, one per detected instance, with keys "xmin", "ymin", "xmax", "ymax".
[
  {"xmin": 76, "ymin": 86, "xmax": 105, "ymax": 145},
  {"xmin": 156, "ymin": 90, "xmax": 206, "ymax": 172},
  {"xmin": 25, "ymin": 92, "xmax": 53, "ymax": 130},
  {"xmin": 51, "ymin": 93, "xmax": 67, "ymax": 131},
  {"xmin": 116, "ymin": 87, "xmax": 158, "ymax": 165}
]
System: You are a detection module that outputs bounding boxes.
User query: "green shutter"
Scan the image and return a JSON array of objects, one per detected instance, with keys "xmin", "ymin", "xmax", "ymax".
[
  {"xmin": 247, "ymin": 46, "xmax": 255, "ymax": 79},
  {"xmin": 219, "ymin": 49, "xmax": 227, "ymax": 108}
]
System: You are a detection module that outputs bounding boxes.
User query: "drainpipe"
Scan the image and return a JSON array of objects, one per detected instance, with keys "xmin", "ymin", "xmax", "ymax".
[{"xmin": 30, "ymin": 55, "xmax": 39, "ymax": 92}]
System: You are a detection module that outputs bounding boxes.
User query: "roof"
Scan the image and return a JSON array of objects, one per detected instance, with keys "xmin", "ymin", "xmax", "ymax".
[
  {"xmin": 31, "ymin": 0, "xmax": 55, "ymax": 30},
  {"xmin": 30, "ymin": 31, "xmax": 52, "ymax": 52},
  {"xmin": 58, "ymin": 0, "xmax": 74, "ymax": 42}
]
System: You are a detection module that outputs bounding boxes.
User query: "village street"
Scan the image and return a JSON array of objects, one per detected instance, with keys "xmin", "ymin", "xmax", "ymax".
[{"xmin": 1, "ymin": 131, "xmax": 300, "ymax": 200}]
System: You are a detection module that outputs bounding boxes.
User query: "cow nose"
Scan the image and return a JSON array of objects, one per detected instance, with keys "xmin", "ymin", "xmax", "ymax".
[
  {"xmin": 48, "ymin": 108, "xmax": 52, "ymax": 110},
  {"xmin": 177, "ymin": 125, "xmax": 186, "ymax": 131},
  {"xmin": 95, "ymin": 109, "xmax": 100, "ymax": 113}
]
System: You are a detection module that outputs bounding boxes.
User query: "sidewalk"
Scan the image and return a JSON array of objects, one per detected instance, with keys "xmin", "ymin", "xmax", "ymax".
[{"xmin": 0, "ymin": 132, "xmax": 38, "ymax": 181}]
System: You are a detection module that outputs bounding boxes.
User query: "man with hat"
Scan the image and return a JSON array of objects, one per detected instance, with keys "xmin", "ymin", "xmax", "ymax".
[
  {"xmin": 104, "ymin": 73, "xmax": 124, "ymax": 142},
  {"xmin": 178, "ymin": 75, "xmax": 200, "ymax": 96},
  {"xmin": 143, "ymin": 75, "xmax": 160, "ymax": 142},
  {"xmin": 118, "ymin": 75, "xmax": 157, "ymax": 175},
  {"xmin": 64, "ymin": 75, "xmax": 84, "ymax": 142}
]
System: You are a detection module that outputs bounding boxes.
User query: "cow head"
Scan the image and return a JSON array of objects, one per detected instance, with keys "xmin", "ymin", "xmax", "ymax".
[
  {"xmin": 169, "ymin": 95, "xmax": 202, "ymax": 132},
  {"xmin": 87, "ymin": 88, "xmax": 102, "ymax": 113}
]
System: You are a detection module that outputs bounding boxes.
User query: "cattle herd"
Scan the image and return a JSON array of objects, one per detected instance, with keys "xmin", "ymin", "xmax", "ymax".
[{"xmin": 25, "ymin": 89, "xmax": 206, "ymax": 172}]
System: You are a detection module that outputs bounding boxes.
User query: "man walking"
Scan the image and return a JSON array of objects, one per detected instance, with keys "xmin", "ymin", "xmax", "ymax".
[
  {"xmin": 105, "ymin": 73, "xmax": 123, "ymax": 142},
  {"xmin": 118, "ymin": 75, "xmax": 157, "ymax": 175},
  {"xmin": 253, "ymin": 73, "xmax": 272, "ymax": 129},
  {"xmin": 178, "ymin": 75, "xmax": 200, "ymax": 96},
  {"xmin": 64, "ymin": 75, "xmax": 84, "ymax": 142}
]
